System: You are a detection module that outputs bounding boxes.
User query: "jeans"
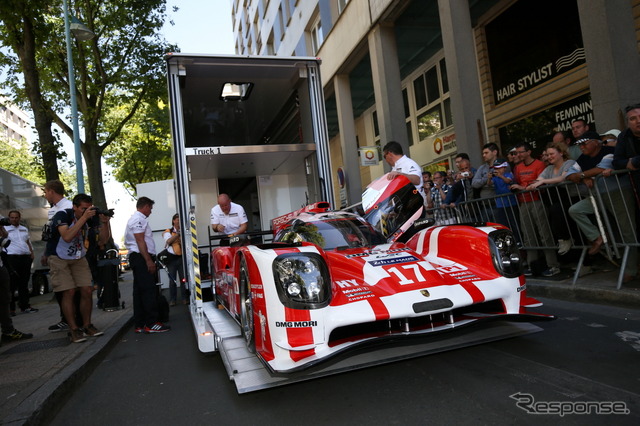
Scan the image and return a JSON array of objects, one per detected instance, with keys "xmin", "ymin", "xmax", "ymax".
[{"xmin": 166, "ymin": 255, "xmax": 186, "ymax": 303}]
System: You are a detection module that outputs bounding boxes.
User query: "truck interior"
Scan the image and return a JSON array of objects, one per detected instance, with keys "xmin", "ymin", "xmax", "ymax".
[{"xmin": 166, "ymin": 54, "xmax": 332, "ymax": 249}]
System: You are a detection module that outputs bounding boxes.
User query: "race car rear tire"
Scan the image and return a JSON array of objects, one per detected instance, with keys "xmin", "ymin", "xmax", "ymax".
[{"xmin": 239, "ymin": 256, "xmax": 256, "ymax": 353}]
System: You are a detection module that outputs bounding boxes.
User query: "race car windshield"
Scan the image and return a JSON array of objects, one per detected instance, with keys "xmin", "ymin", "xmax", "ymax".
[{"xmin": 275, "ymin": 217, "xmax": 386, "ymax": 250}]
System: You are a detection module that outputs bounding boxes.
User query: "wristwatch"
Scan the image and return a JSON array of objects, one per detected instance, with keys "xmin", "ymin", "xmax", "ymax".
[{"xmin": 580, "ymin": 172, "xmax": 586, "ymax": 179}]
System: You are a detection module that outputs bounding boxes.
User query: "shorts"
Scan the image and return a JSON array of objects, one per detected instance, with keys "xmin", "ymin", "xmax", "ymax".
[{"xmin": 48, "ymin": 255, "xmax": 93, "ymax": 292}]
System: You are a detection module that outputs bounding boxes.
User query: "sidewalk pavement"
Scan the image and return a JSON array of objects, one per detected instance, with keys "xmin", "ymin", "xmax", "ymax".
[
  {"xmin": 1, "ymin": 265, "xmax": 639, "ymax": 425},
  {"xmin": 0, "ymin": 272, "xmax": 134, "ymax": 425}
]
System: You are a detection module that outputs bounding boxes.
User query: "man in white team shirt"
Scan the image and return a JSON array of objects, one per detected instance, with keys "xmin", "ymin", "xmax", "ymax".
[
  {"xmin": 42, "ymin": 180, "xmax": 75, "ymax": 332},
  {"xmin": 211, "ymin": 194, "xmax": 248, "ymax": 244},
  {"xmin": 4, "ymin": 210, "xmax": 37, "ymax": 314},
  {"xmin": 125, "ymin": 196, "xmax": 170, "ymax": 334},
  {"xmin": 382, "ymin": 140, "xmax": 424, "ymax": 194}
]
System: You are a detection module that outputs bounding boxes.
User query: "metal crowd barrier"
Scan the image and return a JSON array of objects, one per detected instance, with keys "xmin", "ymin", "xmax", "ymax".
[{"xmin": 424, "ymin": 169, "xmax": 640, "ymax": 289}]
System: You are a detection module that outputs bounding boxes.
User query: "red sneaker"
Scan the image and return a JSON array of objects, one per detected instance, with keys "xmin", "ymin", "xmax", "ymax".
[{"xmin": 143, "ymin": 323, "xmax": 171, "ymax": 333}]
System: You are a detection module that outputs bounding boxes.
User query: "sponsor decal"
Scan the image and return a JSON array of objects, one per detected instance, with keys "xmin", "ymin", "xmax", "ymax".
[
  {"xmin": 435, "ymin": 264, "xmax": 468, "ymax": 274},
  {"xmin": 517, "ymin": 284, "xmax": 526, "ymax": 292},
  {"xmin": 343, "ymin": 287, "xmax": 374, "ymax": 299},
  {"xmin": 369, "ymin": 255, "xmax": 419, "ymax": 267},
  {"xmin": 336, "ymin": 279, "xmax": 358, "ymax": 288},
  {"xmin": 275, "ymin": 321, "xmax": 318, "ymax": 328}
]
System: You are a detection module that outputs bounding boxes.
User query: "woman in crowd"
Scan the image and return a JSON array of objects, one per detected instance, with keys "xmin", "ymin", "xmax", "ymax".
[{"xmin": 527, "ymin": 141, "xmax": 578, "ymax": 255}]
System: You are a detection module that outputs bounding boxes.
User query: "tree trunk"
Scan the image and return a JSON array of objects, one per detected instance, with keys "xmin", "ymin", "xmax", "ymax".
[
  {"xmin": 83, "ymin": 139, "xmax": 106, "ymax": 208},
  {"xmin": 10, "ymin": 10, "xmax": 60, "ymax": 182}
]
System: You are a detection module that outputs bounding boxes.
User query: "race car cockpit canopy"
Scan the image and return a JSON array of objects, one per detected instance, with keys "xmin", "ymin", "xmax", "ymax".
[{"xmin": 274, "ymin": 213, "xmax": 386, "ymax": 250}]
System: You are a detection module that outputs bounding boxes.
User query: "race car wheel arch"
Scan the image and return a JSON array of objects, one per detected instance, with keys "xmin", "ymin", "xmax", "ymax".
[{"xmin": 238, "ymin": 254, "xmax": 256, "ymax": 353}]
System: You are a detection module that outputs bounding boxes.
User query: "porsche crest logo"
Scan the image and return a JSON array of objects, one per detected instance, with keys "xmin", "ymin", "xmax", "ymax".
[{"xmin": 420, "ymin": 289, "xmax": 430, "ymax": 297}]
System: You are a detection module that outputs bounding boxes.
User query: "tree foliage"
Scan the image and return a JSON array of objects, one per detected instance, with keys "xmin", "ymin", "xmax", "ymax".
[
  {"xmin": 0, "ymin": 0, "xmax": 64, "ymax": 182},
  {"xmin": 0, "ymin": 0, "xmax": 176, "ymax": 206},
  {"xmin": 0, "ymin": 138, "xmax": 45, "ymax": 183},
  {"xmin": 104, "ymin": 97, "xmax": 173, "ymax": 195},
  {"xmin": 0, "ymin": 137, "xmax": 76, "ymax": 191}
]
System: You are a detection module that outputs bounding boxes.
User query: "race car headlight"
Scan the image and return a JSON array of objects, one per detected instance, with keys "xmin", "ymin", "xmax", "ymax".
[
  {"xmin": 488, "ymin": 229, "xmax": 522, "ymax": 278},
  {"xmin": 273, "ymin": 253, "xmax": 331, "ymax": 309}
]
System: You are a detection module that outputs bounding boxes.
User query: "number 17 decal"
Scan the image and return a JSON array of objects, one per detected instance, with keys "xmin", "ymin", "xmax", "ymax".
[{"xmin": 386, "ymin": 264, "xmax": 427, "ymax": 285}]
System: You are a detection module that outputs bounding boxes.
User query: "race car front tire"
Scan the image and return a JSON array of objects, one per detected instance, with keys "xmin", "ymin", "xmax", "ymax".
[{"xmin": 239, "ymin": 255, "xmax": 256, "ymax": 353}]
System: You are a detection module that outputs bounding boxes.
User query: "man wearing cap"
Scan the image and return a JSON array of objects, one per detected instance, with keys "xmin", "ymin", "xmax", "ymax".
[
  {"xmin": 507, "ymin": 147, "xmax": 520, "ymax": 170},
  {"xmin": 600, "ymin": 129, "xmax": 621, "ymax": 147},
  {"xmin": 566, "ymin": 131, "xmax": 615, "ymax": 254},
  {"xmin": 567, "ymin": 130, "xmax": 636, "ymax": 283},
  {"xmin": 488, "ymin": 159, "xmax": 520, "ymax": 240}
]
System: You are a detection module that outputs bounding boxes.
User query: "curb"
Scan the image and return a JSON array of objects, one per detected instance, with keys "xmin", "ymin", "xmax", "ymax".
[{"xmin": 2, "ymin": 312, "xmax": 133, "ymax": 426}]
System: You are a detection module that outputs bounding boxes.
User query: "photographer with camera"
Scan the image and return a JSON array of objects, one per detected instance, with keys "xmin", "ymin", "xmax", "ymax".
[
  {"xmin": 3, "ymin": 210, "xmax": 38, "ymax": 315},
  {"xmin": 46, "ymin": 194, "xmax": 111, "ymax": 343},
  {"xmin": 0, "ymin": 223, "xmax": 33, "ymax": 345},
  {"xmin": 444, "ymin": 156, "xmax": 475, "ymax": 207}
]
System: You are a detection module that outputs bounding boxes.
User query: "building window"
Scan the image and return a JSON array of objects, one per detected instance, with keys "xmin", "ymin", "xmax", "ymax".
[
  {"xmin": 413, "ymin": 75, "xmax": 427, "ymax": 111},
  {"xmin": 338, "ymin": 0, "xmax": 350, "ymax": 14},
  {"xmin": 425, "ymin": 66, "xmax": 439, "ymax": 104},
  {"xmin": 278, "ymin": 5, "xmax": 285, "ymax": 40},
  {"xmin": 439, "ymin": 58, "xmax": 448, "ymax": 94},
  {"xmin": 406, "ymin": 55, "xmax": 451, "ymax": 144},
  {"xmin": 402, "ymin": 88, "xmax": 410, "ymax": 119},
  {"xmin": 417, "ymin": 105, "xmax": 442, "ymax": 141},
  {"xmin": 267, "ymin": 31, "xmax": 275, "ymax": 55},
  {"xmin": 310, "ymin": 15, "xmax": 323, "ymax": 54}
]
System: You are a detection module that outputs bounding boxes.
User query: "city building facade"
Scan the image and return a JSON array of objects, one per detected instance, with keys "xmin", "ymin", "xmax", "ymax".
[
  {"xmin": 0, "ymin": 95, "xmax": 30, "ymax": 146},
  {"xmin": 231, "ymin": 0, "xmax": 640, "ymax": 206}
]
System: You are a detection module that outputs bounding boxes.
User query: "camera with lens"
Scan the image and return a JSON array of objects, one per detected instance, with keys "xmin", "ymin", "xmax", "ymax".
[
  {"xmin": 91, "ymin": 207, "xmax": 115, "ymax": 217},
  {"xmin": 461, "ymin": 171, "xmax": 471, "ymax": 178},
  {"xmin": 0, "ymin": 236, "xmax": 11, "ymax": 249},
  {"xmin": 0, "ymin": 217, "xmax": 10, "ymax": 226}
]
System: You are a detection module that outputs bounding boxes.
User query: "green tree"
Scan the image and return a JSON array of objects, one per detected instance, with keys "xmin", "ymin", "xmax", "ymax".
[
  {"xmin": 0, "ymin": 0, "xmax": 63, "ymax": 182},
  {"xmin": 0, "ymin": 137, "xmax": 45, "ymax": 183},
  {"xmin": 0, "ymin": 137, "xmax": 77, "ymax": 191},
  {"xmin": 0, "ymin": 0, "xmax": 175, "ymax": 207},
  {"xmin": 104, "ymin": 97, "xmax": 173, "ymax": 195}
]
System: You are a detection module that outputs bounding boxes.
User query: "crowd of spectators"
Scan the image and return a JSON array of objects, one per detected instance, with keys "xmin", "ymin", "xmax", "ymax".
[{"xmin": 422, "ymin": 104, "xmax": 640, "ymax": 285}]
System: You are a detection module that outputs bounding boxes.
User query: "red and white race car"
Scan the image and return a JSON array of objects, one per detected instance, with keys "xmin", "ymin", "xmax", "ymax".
[{"xmin": 213, "ymin": 174, "xmax": 553, "ymax": 373}]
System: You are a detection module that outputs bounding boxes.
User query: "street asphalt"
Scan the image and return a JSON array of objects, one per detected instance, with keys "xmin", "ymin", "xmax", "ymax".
[{"xmin": 0, "ymin": 262, "xmax": 639, "ymax": 425}]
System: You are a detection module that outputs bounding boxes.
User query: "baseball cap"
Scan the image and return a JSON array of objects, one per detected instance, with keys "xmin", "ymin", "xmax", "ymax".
[
  {"xmin": 575, "ymin": 131, "xmax": 602, "ymax": 145},
  {"xmin": 599, "ymin": 129, "xmax": 621, "ymax": 138},
  {"xmin": 492, "ymin": 159, "xmax": 509, "ymax": 168}
]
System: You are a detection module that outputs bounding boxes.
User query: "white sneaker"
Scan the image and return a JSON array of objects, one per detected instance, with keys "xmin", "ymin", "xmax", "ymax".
[
  {"xmin": 558, "ymin": 239, "xmax": 571, "ymax": 255},
  {"xmin": 542, "ymin": 266, "xmax": 561, "ymax": 277}
]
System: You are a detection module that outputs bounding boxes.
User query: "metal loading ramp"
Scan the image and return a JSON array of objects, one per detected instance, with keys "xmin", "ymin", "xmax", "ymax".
[{"xmin": 203, "ymin": 305, "xmax": 543, "ymax": 394}]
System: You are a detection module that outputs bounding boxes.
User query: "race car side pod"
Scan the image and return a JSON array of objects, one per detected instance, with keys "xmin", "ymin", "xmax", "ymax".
[{"xmin": 190, "ymin": 212, "xmax": 203, "ymax": 308}]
